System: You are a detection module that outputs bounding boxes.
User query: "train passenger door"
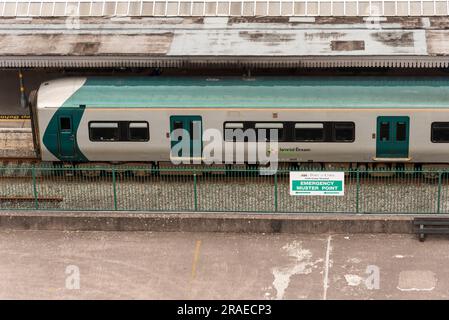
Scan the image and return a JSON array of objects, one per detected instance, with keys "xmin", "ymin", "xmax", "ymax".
[
  {"xmin": 170, "ymin": 116, "xmax": 202, "ymax": 160},
  {"xmin": 57, "ymin": 115, "xmax": 76, "ymax": 159},
  {"xmin": 376, "ymin": 116, "xmax": 409, "ymax": 158}
]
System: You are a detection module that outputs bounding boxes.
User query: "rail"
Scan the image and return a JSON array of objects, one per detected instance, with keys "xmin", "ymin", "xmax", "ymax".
[
  {"xmin": 0, "ymin": 0, "xmax": 448, "ymax": 17},
  {"xmin": 1, "ymin": 165, "xmax": 449, "ymax": 214}
]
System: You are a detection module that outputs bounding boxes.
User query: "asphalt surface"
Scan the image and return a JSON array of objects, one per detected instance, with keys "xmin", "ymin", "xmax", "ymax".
[{"xmin": 0, "ymin": 230, "xmax": 448, "ymax": 299}]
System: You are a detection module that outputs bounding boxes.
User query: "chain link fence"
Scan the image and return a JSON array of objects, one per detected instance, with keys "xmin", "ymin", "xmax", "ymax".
[{"xmin": 0, "ymin": 164, "xmax": 448, "ymax": 214}]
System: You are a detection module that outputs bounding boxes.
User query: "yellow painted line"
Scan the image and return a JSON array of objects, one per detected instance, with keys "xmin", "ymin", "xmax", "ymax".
[
  {"xmin": 191, "ymin": 240, "xmax": 202, "ymax": 280},
  {"xmin": 0, "ymin": 115, "xmax": 30, "ymax": 118}
]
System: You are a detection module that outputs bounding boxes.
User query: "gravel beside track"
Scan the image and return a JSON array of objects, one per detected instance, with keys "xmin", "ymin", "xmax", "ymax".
[{"xmin": 0, "ymin": 173, "xmax": 446, "ymax": 214}]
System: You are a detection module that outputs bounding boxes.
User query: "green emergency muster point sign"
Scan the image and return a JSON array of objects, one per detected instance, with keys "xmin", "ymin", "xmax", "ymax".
[{"xmin": 290, "ymin": 171, "xmax": 345, "ymax": 196}]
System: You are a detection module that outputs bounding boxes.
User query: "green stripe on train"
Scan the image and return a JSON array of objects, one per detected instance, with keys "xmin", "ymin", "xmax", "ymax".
[{"xmin": 59, "ymin": 76, "xmax": 449, "ymax": 109}]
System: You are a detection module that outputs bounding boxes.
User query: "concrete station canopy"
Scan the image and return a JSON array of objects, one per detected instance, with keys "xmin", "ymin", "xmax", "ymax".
[{"xmin": 1, "ymin": 0, "xmax": 449, "ymax": 68}]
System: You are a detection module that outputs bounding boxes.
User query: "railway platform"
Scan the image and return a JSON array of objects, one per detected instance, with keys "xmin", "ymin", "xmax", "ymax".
[
  {"xmin": 1, "ymin": 229, "xmax": 448, "ymax": 299},
  {"xmin": 0, "ymin": 211, "xmax": 416, "ymax": 234},
  {"xmin": 0, "ymin": 121, "xmax": 35, "ymax": 159}
]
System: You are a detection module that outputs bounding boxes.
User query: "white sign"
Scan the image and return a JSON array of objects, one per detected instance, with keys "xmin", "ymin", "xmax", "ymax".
[{"xmin": 290, "ymin": 171, "xmax": 345, "ymax": 196}]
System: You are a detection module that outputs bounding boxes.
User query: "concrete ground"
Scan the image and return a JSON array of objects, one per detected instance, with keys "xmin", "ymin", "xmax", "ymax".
[{"xmin": 0, "ymin": 230, "xmax": 448, "ymax": 299}]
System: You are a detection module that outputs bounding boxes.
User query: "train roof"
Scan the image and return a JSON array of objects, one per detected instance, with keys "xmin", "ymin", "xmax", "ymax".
[{"xmin": 38, "ymin": 76, "xmax": 449, "ymax": 109}]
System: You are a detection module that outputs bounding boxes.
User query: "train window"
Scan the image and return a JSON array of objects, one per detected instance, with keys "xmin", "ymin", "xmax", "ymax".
[
  {"xmin": 396, "ymin": 122, "xmax": 406, "ymax": 141},
  {"xmin": 128, "ymin": 122, "xmax": 149, "ymax": 141},
  {"xmin": 255, "ymin": 123, "xmax": 284, "ymax": 141},
  {"xmin": 294, "ymin": 123, "xmax": 324, "ymax": 142},
  {"xmin": 431, "ymin": 122, "xmax": 449, "ymax": 143},
  {"xmin": 60, "ymin": 117, "xmax": 71, "ymax": 131},
  {"xmin": 380, "ymin": 122, "xmax": 390, "ymax": 141},
  {"xmin": 334, "ymin": 122, "xmax": 355, "ymax": 142},
  {"xmin": 172, "ymin": 121, "xmax": 184, "ymax": 142},
  {"xmin": 89, "ymin": 122, "xmax": 119, "ymax": 141}
]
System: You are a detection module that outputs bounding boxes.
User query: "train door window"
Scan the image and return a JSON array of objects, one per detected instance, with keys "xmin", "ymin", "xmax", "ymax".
[
  {"xmin": 255, "ymin": 123, "xmax": 284, "ymax": 141},
  {"xmin": 224, "ymin": 122, "xmax": 248, "ymax": 142},
  {"xmin": 173, "ymin": 121, "xmax": 183, "ymax": 130},
  {"xmin": 172, "ymin": 121, "xmax": 184, "ymax": 141},
  {"xmin": 334, "ymin": 122, "xmax": 355, "ymax": 142},
  {"xmin": 379, "ymin": 122, "xmax": 390, "ymax": 141},
  {"xmin": 128, "ymin": 122, "xmax": 149, "ymax": 141},
  {"xmin": 89, "ymin": 122, "xmax": 119, "ymax": 141},
  {"xmin": 396, "ymin": 122, "xmax": 407, "ymax": 141},
  {"xmin": 295, "ymin": 123, "xmax": 324, "ymax": 142},
  {"xmin": 60, "ymin": 117, "xmax": 71, "ymax": 131},
  {"xmin": 431, "ymin": 122, "xmax": 449, "ymax": 143}
]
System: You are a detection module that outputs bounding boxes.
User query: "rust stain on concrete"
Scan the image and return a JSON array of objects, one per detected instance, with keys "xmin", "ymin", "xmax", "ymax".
[
  {"xmin": 315, "ymin": 17, "xmax": 364, "ymax": 24},
  {"xmin": 331, "ymin": 40, "xmax": 365, "ymax": 51},
  {"xmin": 386, "ymin": 17, "xmax": 423, "ymax": 28},
  {"xmin": 371, "ymin": 31, "xmax": 414, "ymax": 47},
  {"xmin": 72, "ymin": 42, "xmax": 100, "ymax": 55},
  {"xmin": 429, "ymin": 17, "xmax": 449, "ymax": 29},
  {"xmin": 0, "ymin": 33, "xmax": 174, "ymax": 56},
  {"xmin": 229, "ymin": 16, "xmax": 290, "ymax": 24},
  {"xmin": 239, "ymin": 31, "xmax": 295, "ymax": 45},
  {"xmin": 426, "ymin": 30, "xmax": 449, "ymax": 56}
]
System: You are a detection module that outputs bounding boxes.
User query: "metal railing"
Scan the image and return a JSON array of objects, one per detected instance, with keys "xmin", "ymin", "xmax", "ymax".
[
  {"xmin": 0, "ymin": 0, "xmax": 448, "ymax": 17},
  {"xmin": 0, "ymin": 164, "xmax": 448, "ymax": 214}
]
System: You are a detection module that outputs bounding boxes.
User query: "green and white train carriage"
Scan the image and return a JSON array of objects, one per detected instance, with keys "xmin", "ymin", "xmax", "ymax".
[{"xmin": 32, "ymin": 76, "xmax": 449, "ymax": 171}]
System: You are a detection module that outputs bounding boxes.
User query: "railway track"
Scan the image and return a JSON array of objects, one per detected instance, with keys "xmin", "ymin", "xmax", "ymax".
[{"xmin": 0, "ymin": 196, "xmax": 63, "ymax": 202}]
